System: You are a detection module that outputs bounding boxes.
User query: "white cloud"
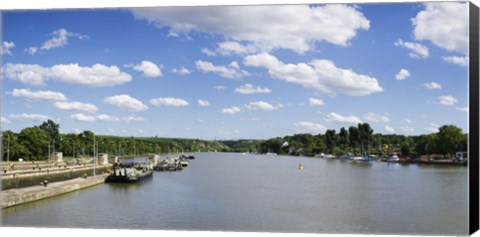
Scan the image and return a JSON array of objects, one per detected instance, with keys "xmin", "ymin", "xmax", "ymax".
[
  {"xmin": 131, "ymin": 4, "xmax": 369, "ymax": 54},
  {"xmin": 196, "ymin": 60, "xmax": 249, "ymax": 79},
  {"xmin": 10, "ymin": 88, "xmax": 67, "ymax": 101},
  {"xmin": 442, "ymin": 56, "xmax": 469, "ymax": 67},
  {"xmin": 412, "ymin": 2, "xmax": 468, "ymax": 55},
  {"xmin": 71, "ymin": 113, "xmax": 120, "ymax": 122},
  {"xmin": 1, "ymin": 116, "xmax": 11, "ymax": 123},
  {"xmin": 149, "ymin": 97, "xmax": 189, "ymax": 107},
  {"xmin": 41, "ymin": 28, "xmax": 89, "ymax": 50},
  {"xmin": 198, "ymin": 99, "xmax": 211, "ymax": 107},
  {"xmin": 425, "ymin": 123, "xmax": 439, "ymax": 133},
  {"xmin": 385, "ymin": 125, "xmax": 395, "ymax": 133},
  {"xmin": 222, "ymin": 106, "xmax": 242, "ymax": 115},
  {"xmin": 244, "ymin": 53, "xmax": 382, "ymax": 96},
  {"xmin": 324, "ymin": 112, "xmax": 362, "ymax": 124},
  {"xmin": 234, "ymin": 83, "xmax": 271, "ymax": 94},
  {"xmin": 438, "ymin": 95, "xmax": 458, "ymax": 106},
  {"xmin": 138, "ymin": 129, "xmax": 146, "ymax": 134},
  {"xmin": 405, "ymin": 118, "xmax": 412, "ymax": 123},
  {"xmin": 244, "ymin": 101, "xmax": 282, "ymax": 111},
  {"xmin": 1, "ymin": 41, "xmax": 15, "ymax": 55},
  {"xmin": 401, "ymin": 126, "xmax": 415, "ymax": 133},
  {"xmin": 309, "ymin": 98, "xmax": 325, "ymax": 106},
  {"xmin": 201, "ymin": 48, "xmax": 217, "ymax": 56},
  {"xmin": 455, "ymin": 107, "xmax": 468, "ymax": 112},
  {"xmin": 9, "ymin": 113, "xmax": 51, "ymax": 122},
  {"xmin": 104, "ymin": 94, "xmax": 149, "ymax": 111},
  {"xmin": 394, "ymin": 39, "xmax": 429, "ymax": 59},
  {"xmin": 126, "ymin": 60, "xmax": 162, "ymax": 77},
  {"xmin": 424, "ymin": 82, "xmax": 442, "ymax": 90},
  {"xmin": 395, "ymin": 69, "xmax": 410, "ymax": 80},
  {"xmin": 172, "ymin": 67, "xmax": 191, "ymax": 75},
  {"xmin": 4, "ymin": 63, "xmax": 132, "ymax": 87},
  {"xmin": 294, "ymin": 121, "xmax": 327, "ymax": 134},
  {"xmin": 24, "ymin": 47, "xmax": 38, "ymax": 55},
  {"xmin": 215, "ymin": 41, "xmax": 258, "ymax": 56},
  {"xmin": 213, "ymin": 85, "xmax": 226, "ymax": 90},
  {"xmin": 364, "ymin": 112, "xmax": 390, "ymax": 123},
  {"xmin": 122, "ymin": 115, "xmax": 146, "ymax": 122},
  {"xmin": 54, "ymin": 101, "xmax": 98, "ymax": 113}
]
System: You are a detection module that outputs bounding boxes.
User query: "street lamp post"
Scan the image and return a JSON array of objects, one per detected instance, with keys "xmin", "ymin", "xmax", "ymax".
[
  {"xmin": 93, "ymin": 133, "xmax": 96, "ymax": 177},
  {"xmin": 6, "ymin": 134, "xmax": 10, "ymax": 168}
]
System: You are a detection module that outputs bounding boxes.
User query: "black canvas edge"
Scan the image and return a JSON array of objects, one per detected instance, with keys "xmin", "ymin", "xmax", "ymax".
[{"xmin": 470, "ymin": 1, "xmax": 480, "ymax": 236}]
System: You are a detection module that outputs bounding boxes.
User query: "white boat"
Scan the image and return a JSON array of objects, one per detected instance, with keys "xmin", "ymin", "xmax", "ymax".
[{"xmin": 387, "ymin": 155, "xmax": 400, "ymax": 162}]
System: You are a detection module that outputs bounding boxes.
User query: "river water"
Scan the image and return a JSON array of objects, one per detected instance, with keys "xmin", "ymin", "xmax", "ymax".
[{"xmin": 0, "ymin": 152, "xmax": 468, "ymax": 235}]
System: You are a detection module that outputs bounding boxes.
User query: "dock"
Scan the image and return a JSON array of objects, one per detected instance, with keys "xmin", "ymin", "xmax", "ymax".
[{"xmin": 1, "ymin": 174, "xmax": 108, "ymax": 209}]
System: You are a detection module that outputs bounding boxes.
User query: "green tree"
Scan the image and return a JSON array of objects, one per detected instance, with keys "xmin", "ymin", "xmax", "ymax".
[
  {"xmin": 18, "ymin": 126, "xmax": 50, "ymax": 161},
  {"xmin": 338, "ymin": 127, "xmax": 349, "ymax": 153},
  {"xmin": 39, "ymin": 120, "xmax": 60, "ymax": 149},
  {"xmin": 325, "ymin": 129, "xmax": 337, "ymax": 154},
  {"xmin": 358, "ymin": 123, "xmax": 373, "ymax": 156},
  {"xmin": 436, "ymin": 125, "xmax": 464, "ymax": 157},
  {"xmin": 348, "ymin": 126, "xmax": 360, "ymax": 155}
]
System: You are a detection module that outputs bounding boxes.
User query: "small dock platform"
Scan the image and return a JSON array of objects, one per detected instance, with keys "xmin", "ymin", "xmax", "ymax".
[{"xmin": 1, "ymin": 174, "xmax": 108, "ymax": 209}]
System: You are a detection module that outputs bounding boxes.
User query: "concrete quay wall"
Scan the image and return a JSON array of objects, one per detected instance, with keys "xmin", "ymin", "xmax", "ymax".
[
  {"xmin": 1, "ymin": 165, "xmax": 112, "ymax": 190},
  {"xmin": 1, "ymin": 174, "xmax": 108, "ymax": 209}
]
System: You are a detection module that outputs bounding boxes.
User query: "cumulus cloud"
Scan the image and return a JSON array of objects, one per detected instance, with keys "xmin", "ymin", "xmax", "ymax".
[
  {"xmin": 364, "ymin": 112, "xmax": 390, "ymax": 123},
  {"xmin": 126, "ymin": 60, "xmax": 162, "ymax": 77},
  {"xmin": 24, "ymin": 47, "xmax": 38, "ymax": 55},
  {"xmin": 172, "ymin": 67, "xmax": 191, "ymax": 75},
  {"xmin": 1, "ymin": 41, "xmax": 15, "ymax": 55},
  {"xmin": 198, "ymin": 99, "xmax": 211, "ymax": 107},
  {"xmin": 150, "ymin": 97, "xmax": 189, "ymax": 107},
  {"xmin": 213, "ymin": 85, "xmax": 226, "ymax": 90},
  {"xmin": 455, "ymin": 107, "xmax": 468, "ymax": 112},
  {"xmin": 244, "ymin": 53, "xmax": 382, "ymax": 96},
  {"xmin": 395, "ymin": 69, "xmax": 411, "ymax": 80},
  {"xmin": 10, "ymin": 88, "xmax": 67, "ymax": 101},
  {"xmin": 131, "ymin": 4, "xmax": 369, "ymax": 54},
  {"xmin": 122, "ymin": 115, "xmax": 146, "ymax": 122},
  {"xmin": 294, "ymin": 121, "xmax": 327, "ymax": 134},
  {"xmin": 1, "ymin": 116, "xmax": 11, "ymax": 123},
  {"xmin": 71, "ymin": 113, "xmax": 120, "ymax": 122},
  {"xmin": 196, "ymin": 60, "xmax": 249, "ymax": 79},
  {"xmin": 394, "ymin": 39, "xmax": 429, "ymax": 58},
  {"xmin": 234, "ymin": 83, "xmax": 271, "ymax": 94},
  {"xmin": 4, "ymin": 63, "xmax": 132, "ymax": 87},
  {"xmin": 425, "ymin": 123, "xmax": 439, "ymax": 133},
  {"xmin": 104, "ymin": 94, "xmax": 149, "ymax": 111},
  {"xmin": 442, "ymin": 56, "xmax": 469, "ymax": 67},
  {"xmin": 41, "ymin": 28, "xmax": 89, "ymax": 50},
  {"xmin": 244, "ymin": 101, "xmax": 282, "ymax": 111},
  {"xmin": 412, "ymin": 2, "xmax": 468, "ymax": 55},
  {"xmin": 324, "ymin": 112, "xmax": 362, "ymax": 124},
  {"xmin": 401, "ymin": 126, "xmax": 415, "ymax": 133},
  {"xmin": 9, "ymin": 113, "xmax": 51, "ymax": 122},
  {"xmin": 54, "ymin": 101, "xmax": 98, "ymax": 113},
  {"xmin": 201, "ymin": 48, "xmax": 217, "ymax": 56},
  {"xmin": 221, "ymin": 106, "xmax": 242, "ymax": 115},
  {"xmin": 309, "ymin": 98, "xmax": 325, "ymax": 106},
  {"xmin": 424, "ymin": 82, "xmax": 442, "ymax": 90},
  {"xmin": 385, "ymin": 125, "xmax": 395, "ymax": 133},
  {"xmin": 438, "ymin": 95, "xmax": 458, "ymax": 106}
]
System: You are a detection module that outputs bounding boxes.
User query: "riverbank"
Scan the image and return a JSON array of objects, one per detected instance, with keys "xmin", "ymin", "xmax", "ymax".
[{"xmin": 1, "ymin": 174, "xmax": 108, "ymax": 208}]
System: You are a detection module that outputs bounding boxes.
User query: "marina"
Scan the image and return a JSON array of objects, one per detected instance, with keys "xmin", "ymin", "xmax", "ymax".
[{"xmin": 1, "ymin": 152, "xmax": 468, "ymax": 235}]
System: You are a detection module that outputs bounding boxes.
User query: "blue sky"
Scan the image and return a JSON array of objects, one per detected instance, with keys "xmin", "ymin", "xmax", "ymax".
[{"xmin": 0, "ymin": 2, "xmax": 469, "ymax": 140}]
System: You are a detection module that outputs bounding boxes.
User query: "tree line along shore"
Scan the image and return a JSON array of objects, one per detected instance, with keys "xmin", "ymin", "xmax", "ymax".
[{"xmin": 1, "ymin": 120, "xmax": 468, "ymax": 162}]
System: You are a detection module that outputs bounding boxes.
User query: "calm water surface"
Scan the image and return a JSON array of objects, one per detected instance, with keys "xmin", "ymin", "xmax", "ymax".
[{"xmin": 1, "ymin": 152, "xmax": 468, "ymax": 235}]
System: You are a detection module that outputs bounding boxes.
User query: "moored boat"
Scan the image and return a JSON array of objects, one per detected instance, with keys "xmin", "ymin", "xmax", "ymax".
[{"xmin": 106, "ymin": 162, "xmax": 153, "ymax": 183}]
